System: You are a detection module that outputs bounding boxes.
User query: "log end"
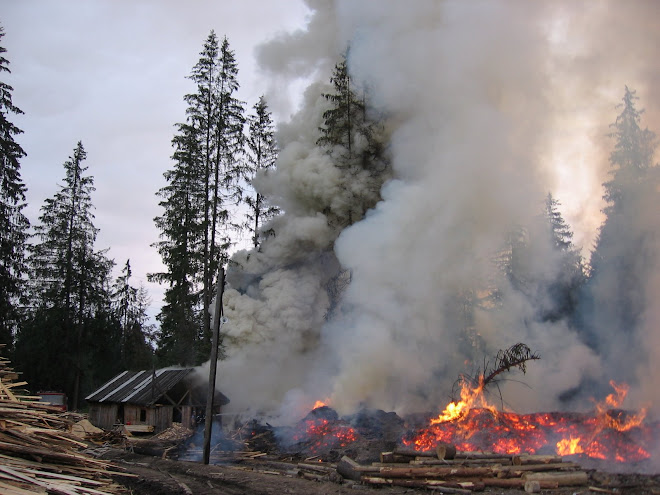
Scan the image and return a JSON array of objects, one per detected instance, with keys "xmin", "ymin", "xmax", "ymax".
[
  {"xmin": 436, "ymin": 442, "xmax": 457, "ymax": 460},
  {"xmin": 524, "ymin": 480, "xmax": 541, "ymax": 493},
  {"xmin": 336, "ymin": 456, "xmax": 362, "ymax": 482}
]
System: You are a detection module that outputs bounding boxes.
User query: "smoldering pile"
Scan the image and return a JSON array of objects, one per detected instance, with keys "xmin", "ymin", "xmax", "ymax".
[{"xmin": 184, "ymin": 406, "xmax": 407, "ymax": 464}]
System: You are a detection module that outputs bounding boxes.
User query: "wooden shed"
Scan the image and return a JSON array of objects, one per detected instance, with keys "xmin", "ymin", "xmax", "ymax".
[{"xmin": 85, "ymin": 368, "xmax": 229, "ymax": 433}]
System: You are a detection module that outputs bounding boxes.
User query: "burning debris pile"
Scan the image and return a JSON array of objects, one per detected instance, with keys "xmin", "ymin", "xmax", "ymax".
[
  {"xmin": 401, "ymin": 379, "xmax": 653, "ymax": 467},
  {"xmin": 217, "ymin": 355, "xmax": 655, "ymax": 477},
  {"xmin": 127, "ymin": 354, "xmax": 656, "ymax": 492},
  {"xmin": 239, "ymin": 397, "xmax": 654, "ymax": 471},
  {"xmin": 403, "ymin": 406, "xmax": 652, "ymax": 465},
  {"xmin": 278, "ymin": 406, "xmax": 359, "ymax": 459},
  {"xmin": 174, "ymin": 398, "xmax": 657, "ymax": 492}
]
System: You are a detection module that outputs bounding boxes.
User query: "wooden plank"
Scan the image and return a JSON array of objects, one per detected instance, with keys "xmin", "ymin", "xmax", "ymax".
[
  {"xmin": 0, "ymin": 465, "xmax": 51, "ymax": 489},
  {"xmin": 0, "ymin": 480, "xmax": 43, "ymax": 495},
  {"xmin": 124, "ymin": 424, "xmax": 154, "ymax": 433},
  {"xmin": 0, "ymin": 380, "xmax": 17, "ymax": 401},
  {"xmin": 14, "ymin": 467, "xmax": 106, "ymax": 486},
  {"xmin": 4, "ymin": 382, "xmax": 29, "ymax": 389}
]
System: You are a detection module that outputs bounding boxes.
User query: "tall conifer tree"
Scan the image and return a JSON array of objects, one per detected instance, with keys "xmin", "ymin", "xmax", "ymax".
[
  {"xmin": 0, "ymin": 26, "xmax": 29, "ymax": 351},
  {"xmin": 315, "ymin": 54, "xmax": 390, "ymax": 316},
  {"xmin": 317, "ymin": 54, "xmax": 389, "ymax": 228},
  {"xmin": 16, "ymin": 142, "xmax": 116, "ymax": 408},
  {"xmin": 201, "ymin": 35, "xmax": 245, "ymax": 360},
  {"xmin": 586, "ymin": 87, "xmax": 660, "ymax": 357},
  {"xmin": 111, "ymin": 260, "xmax": 154, "ymax": 370},
  {"xmin": 542, "ymin": 193, "xmax": 585, "ymax": 322},
  {"xmin": 151, "ymin": 32, "xmax": 244, "ymax": 365},
  {"xmin": 243, "ymin": 96, "xmax": 279, "ymax": 249},
  {"xmin": 152, "ymin": 122, "xmax": 203, "ymax": 366}
]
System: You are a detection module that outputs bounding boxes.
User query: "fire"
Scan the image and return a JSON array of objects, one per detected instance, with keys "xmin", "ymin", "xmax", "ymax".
[
  {"xmin": 430, "ymin": 376, "xmax": 498, "ymax": 424},
  {"xmin": 293, "ymin": 417, "xmax": 359, "ymax": 453},
  {"xmin": 404, "ymin": 381, "xmax": 651, "ymax": 463},
  {"xmin": 313, "ymin": 400, "xmax": 327, "ymax": 410},
  {"xmin": 595, "ymin": 381, "xmax": 647, "ymax": 432},
  {"xmin": 557, "ymin": 436, "xmax": 583, "ymax": 456}
]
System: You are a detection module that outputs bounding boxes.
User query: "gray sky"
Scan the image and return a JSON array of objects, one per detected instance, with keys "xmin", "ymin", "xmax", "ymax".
[{"xmin": 2, "ymin": 0, "xmax": 310, "ymax": 320}]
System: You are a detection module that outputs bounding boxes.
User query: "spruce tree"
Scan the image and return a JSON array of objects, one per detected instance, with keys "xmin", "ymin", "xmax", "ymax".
[
  {"xmin": 315, "ymin": 54, "xmax": 390, "ymax": 316},
  {"xmin": 151, "ymin": 122, "xmax": 204, "ymax": 366},
  {"xmin": 16, "ymin": 142, "xmax": 117, "ymax": 408},
  {"xmin": 202, "ymin": 35, "xmax": 245, "ymax": 360},
  {"xmin": 317, "ymin": 57, "xmax": 363, "ymax": 160},
  {"xmin": 492, "ymin": 195, "xmax": 585, "ymax": 324},
  {"xmin": 151, "ymin": 32, "xmax": 244, "ymax": 365},
  {"xmin": 0, "ymin": 26, "xmax": 29, "ymax": 351},
  {"xmin": 586, "ymin": 87, "xmax": 659, "ymax": 351},
  {"xmin": 317, "ymin": 54, "xmax": 389, "ymax": 227},
  {"xmin": 602, "ymin": 87, "xmax": 657, "ymax": 216},
  {"xmin": 243, "ymin": 96, "xmax": 279, "ymax": 249},
  {"xmin": 111, "ymin": 260, "xmax": 154, "ymax": 370},
  {"xmin": 542, "ymin": 193, "xmax": 585, "ymax": 322},
  {"xmin": 113, "ymin": 260, "xmax": 137, "ymax": 339}
]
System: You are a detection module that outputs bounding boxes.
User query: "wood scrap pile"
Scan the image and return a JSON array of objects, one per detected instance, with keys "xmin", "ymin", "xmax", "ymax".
[
  {"xmin": 230, "ymin": 419, "xmax": 278, "ymax": 453},
  {"xmin": 0, "ymin": 350, "xmax": 131, "ymax": 494},
  {"xmin": 84, "ymin": 429, "xmax": 129, "ymax": 449},
  {"xmin": 337, "ymin": 443, "xmax": 591, "ymax": 493}
]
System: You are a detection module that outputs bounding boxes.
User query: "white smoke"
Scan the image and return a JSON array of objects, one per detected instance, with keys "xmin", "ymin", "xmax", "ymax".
[{"xmin": 204, "ymin": 0, "xmax": 660, "ymax": 423}]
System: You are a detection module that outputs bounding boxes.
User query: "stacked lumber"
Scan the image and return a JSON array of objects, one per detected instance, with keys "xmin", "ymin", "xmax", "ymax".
[
  {"xmin": 337, "ymin": 444, "xmax": 590, "ymax": 493},
  {"xmin": 0, "ymin": 349, "xmax": 131, "ymax": 494}
]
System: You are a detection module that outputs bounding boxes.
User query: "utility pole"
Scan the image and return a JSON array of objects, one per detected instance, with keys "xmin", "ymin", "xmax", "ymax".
[{"xmin": 203, "ymin": 268, "xmax": 225, "ymax": 465}]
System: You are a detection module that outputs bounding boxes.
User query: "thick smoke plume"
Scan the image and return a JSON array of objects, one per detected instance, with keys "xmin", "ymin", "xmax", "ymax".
[{"xmin": 200, "ymin": 0, "xmax": 660, "ymax": 424}]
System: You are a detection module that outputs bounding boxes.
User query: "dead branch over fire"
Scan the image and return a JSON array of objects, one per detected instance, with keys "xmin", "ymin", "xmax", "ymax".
[
  {"xmin": 0, "ymin": 348, "xmax": 131, "ymax": 494},
  {"xmin": 451, "ymin": 343, "xmax": 540, "ymax": 408}
]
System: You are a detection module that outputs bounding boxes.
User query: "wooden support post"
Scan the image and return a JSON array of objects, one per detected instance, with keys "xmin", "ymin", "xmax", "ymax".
[{"xmin": 203, "ymin": 268, "xmax": 225, "ymax": 465}]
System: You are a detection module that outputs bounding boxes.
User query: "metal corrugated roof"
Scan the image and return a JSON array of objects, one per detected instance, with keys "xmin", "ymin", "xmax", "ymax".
[{"xmin": 85, "ymin": 368, "xmax": 194, "ymax": 406}]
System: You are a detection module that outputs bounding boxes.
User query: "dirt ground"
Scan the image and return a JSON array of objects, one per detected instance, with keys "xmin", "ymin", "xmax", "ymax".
[
  {"xmin": 111, "ymin": 451, "xmax": 360, "ymax": 495},
  {"xmin": 102, "ymin": 449, "xmax": 660, "ymax": 495}
]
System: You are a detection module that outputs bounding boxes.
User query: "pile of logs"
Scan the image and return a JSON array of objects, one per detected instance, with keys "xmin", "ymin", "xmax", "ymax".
[
  {"xmin": 0, "ymin": 349, "xmax": 131, "ymax": 494},
  {"xmin": 337, "ymin": 444, "xmax": 590, "ymax": 493}
]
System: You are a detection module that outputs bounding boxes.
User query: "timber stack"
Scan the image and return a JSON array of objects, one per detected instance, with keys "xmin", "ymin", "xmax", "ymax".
[
  {"xmin": 0, "ymin": 347, "xmax": 131, "ymax": 494},
  {"xmin": 337, "ymin": 443, "xmax": 590, "ymax": 493}
]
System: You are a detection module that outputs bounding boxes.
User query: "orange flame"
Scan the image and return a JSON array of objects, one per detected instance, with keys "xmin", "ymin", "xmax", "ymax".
[
  {"xmin": 430, "ymin": 377, "xmax": 498, "ymax": 425},
  {"xmin": 405, "ymin": 380, "xmax": 651, "ymax": 463},
  {"xmin": 594, "ymin": 380, "xmax": 647, "ymax": 432},
  {"xmin": 557, "ymin": 436, "xmax": 583, "ymax": 456},
  {"xmin": 313, "ymin": 400, "xmax": 327, "ymax": 410}
]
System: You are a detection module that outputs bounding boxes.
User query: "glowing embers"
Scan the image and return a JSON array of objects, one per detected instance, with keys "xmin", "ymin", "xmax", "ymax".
[
  {"xmin": 404, "ymin": 381, "xmax": 651, "ymax": 463},
  {"xmin": 292, "ymin": 405, "xmax": 359, "ymax": 454}
]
